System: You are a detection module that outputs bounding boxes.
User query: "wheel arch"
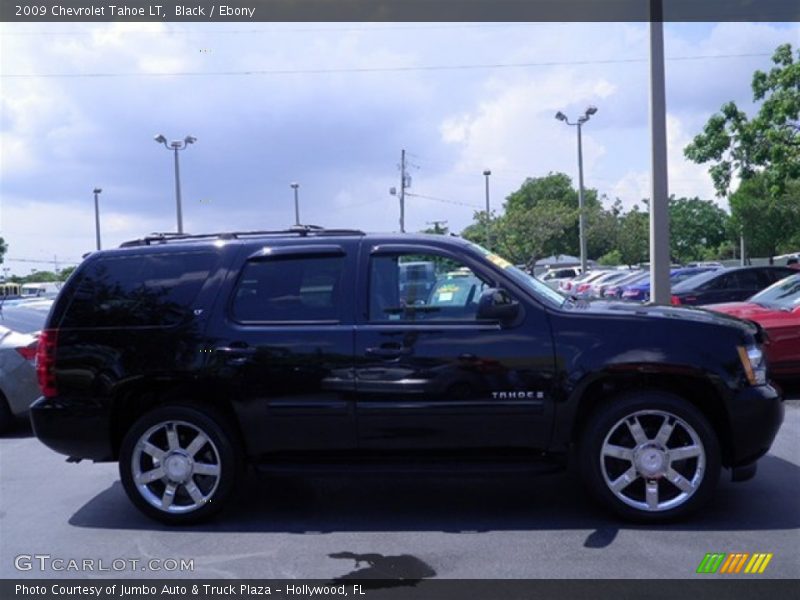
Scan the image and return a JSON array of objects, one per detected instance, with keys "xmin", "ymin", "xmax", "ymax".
[{"xmin": 563, "ymin": 370, "xmax": 734, "ymax": 467}]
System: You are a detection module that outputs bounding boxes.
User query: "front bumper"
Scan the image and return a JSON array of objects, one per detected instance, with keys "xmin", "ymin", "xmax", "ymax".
[
  {"xmin": 726, "ymin": 384, "xmax": 784, "ymax": 468},
  {"xmin": 29, "ymin": 396, "xmax": 114, "ymax": 461}
]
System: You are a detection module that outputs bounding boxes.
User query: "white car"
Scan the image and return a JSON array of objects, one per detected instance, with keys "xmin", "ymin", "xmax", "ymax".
[{"xmin": 539, "ymin": 267, "xmax": 582, "ymax": 290}]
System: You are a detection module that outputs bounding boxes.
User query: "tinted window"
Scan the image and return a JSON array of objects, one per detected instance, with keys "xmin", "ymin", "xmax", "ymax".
[
  {"xmin": 732, "ymin": 269, "xmax": 763, "ymax": 289},
  {"xmin": 370, "ymin": 253, "xmax": 490, "ymax": 322},
  {"xmin": 232, "ymin": 256, "xmax": 345, "ymax": 322},
  {"xmin": 762, "ymin": 267, "xmax": 795, "ymax": 283},
  {"xmin": 63, "ymin": 252, "xmax": 215, "ymax": 328}
]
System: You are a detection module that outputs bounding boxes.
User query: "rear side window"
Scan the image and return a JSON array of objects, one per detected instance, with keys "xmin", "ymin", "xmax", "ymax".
[
  {"xmin": 62, "ymin": 252, "xmax": 215, "ymax": 328},
  {"xmin": 232, "ymin": 256, "xmax": 345, "ymax": 323}
]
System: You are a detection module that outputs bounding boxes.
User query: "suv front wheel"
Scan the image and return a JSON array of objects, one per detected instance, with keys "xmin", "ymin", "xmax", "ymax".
[
  {"xmin": 580, "ymin": 391, "xmax": 721, "ymax": 522},
  {"xmin": 119, "ymin": 404, "xmax": 240, "ymax": 524}
]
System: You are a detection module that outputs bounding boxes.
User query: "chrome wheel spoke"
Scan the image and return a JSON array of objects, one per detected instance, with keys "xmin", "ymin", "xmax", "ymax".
[
  {"xmin": 141, "ymin": 442, "xmax": 165, "ymax": 461},
  {"xmin": 166, "ymin": 424, "xmax": 180, "ymax": 451},
  {"xmin": 135, "ymin": 467, "xmax": 165, "ymax": 485},
  {"xmin": 626, "ymin": 417, "xmax": 648, "ymax": 445},
  {"xmin": 602, "ymin": 444, "xmax": 634, "ymax": 461},
  {"xmin": 161, "ymin": 482, "xmax": 177, "ymax": 509},
  {"xmin": 184, "ymin": 479, "xmax": 205, "ymax": 505},
  {"xmin": 665, "ymin": 467, "xmax": 695, "ymax": 493},
  {"xmin": 645, "ymin": 480, "xmax": 659, "ymax": 510},
  {"xmin": 609, "ymin": 466, "xmax": 638, "ymax": 493},
  {"xmin": 653, "ymin": 418, "xmax": 675, "ymax": 447},
  {"xmin": 669, "ymin": 445, "xmax": 702, "ymax": 462},
  {"xmin": 185, "ymin": 432, "xmax": 208, "ymax": 457},
  {"xmin": 193, "ymin": 462, "xmax": 220, "ymax": 477}
]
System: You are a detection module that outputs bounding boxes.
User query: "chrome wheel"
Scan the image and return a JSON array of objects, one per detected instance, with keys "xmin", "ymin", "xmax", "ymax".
[
  {"xmin": 600, "ymin": 410, "xmax": 706, "ymax": 512},
  {"xmin": 131, "ymin": 420, "xmax": 222, "ymax": 514}
]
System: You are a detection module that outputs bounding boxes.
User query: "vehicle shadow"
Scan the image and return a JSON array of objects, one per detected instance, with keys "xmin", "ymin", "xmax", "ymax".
[
  {"xmin": 69, "ymin": 454, "xmax": 800, "ymax": 543},
  {"xmin": 0, "ymin": 419, "xmax": 34, "ymax": 439}
]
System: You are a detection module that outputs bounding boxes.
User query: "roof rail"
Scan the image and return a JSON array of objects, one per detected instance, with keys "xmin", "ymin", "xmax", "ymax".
[{"xmin": 119, "ymin": 225, "xmax": 365, "ymax": 247}]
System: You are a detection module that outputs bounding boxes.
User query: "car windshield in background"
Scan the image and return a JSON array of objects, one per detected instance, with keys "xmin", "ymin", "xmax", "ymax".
[
  {"xmin": 467, "ymin": 243, "xmax": 565, "ymax": 308},
  {"xmin": 750, "ymin": 274, "xmax": 800, "ymax": 310}
]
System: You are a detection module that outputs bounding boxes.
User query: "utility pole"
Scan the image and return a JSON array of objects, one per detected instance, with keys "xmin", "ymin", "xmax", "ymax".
[
  {"xmin": 648, "ymin": 0, "xmax": 671, "ymax": 305},
  {"xmin": 92, "ymin": 187, "xmax": 102, "ymax": 250},
  {"xmin": 290, "ymin": 182, "xmax": 300, "ymax": 226},
  {"xmin": 482, "ymin": 169, "xmax": 492, "ymax": 249},
  {"xmin": 400, "ymin": 149, "xmax": 407, "ymax": 233}
]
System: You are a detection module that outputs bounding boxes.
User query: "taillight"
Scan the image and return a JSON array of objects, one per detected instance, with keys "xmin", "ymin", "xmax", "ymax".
[
  {"xmin": 577, "ymin": 283, "xmax": 590, "ymax": 293},
  {"xmin": 16, "ymin": 341, "xmax": 38, "ymax": 361},
  {"xmin": 36, "ymin": 328, "xmax": 58, "ymax": 398},
  {"xmin": 671, "ymin": 295, "xmax": 681, "ymax": 305}
]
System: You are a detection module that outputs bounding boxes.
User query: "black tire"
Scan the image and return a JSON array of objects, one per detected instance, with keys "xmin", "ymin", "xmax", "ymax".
[
  {"xmin": 579, "ymin": 391, "xmax": 721, "ymax": 522},
  {"xmin": 119, "ymin": 404, "xmax": 241, "ymax": 525},
  {"xmin": 0, "ymin": 393, "xmax": 15, "ymax": 434}
]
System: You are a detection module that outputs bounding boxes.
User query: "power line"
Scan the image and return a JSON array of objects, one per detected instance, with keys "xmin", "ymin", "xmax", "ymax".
[
  {"xmin": 0, "ymin": 52, "xmax": 772, "ymax": 79},
  {"xmin": 406, "ymin": 192, "xmax": 482, "ymax": 209}
]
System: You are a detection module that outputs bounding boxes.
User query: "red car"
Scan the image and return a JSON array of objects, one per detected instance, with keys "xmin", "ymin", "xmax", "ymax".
[{"xmin": 707, "ymin": 273, "xmax": 800, "ymax": 380}]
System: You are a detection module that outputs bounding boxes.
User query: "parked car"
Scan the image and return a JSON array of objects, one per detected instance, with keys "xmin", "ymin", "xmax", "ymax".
[
  {"xmin": 602, "ymin": 271, "xmax": 649, "ymax": 299},
  {"xmin": 31, "ymin": 227, "xmax": 783, "ymax": 524},
  {"xmin": 671, "ymin": 266, "xmax": 796, "ymax": 306},
  {"xmin": 558, "ymin": 269, "xmax": 607, "ymax": 294},
  {"xmin": 705, "ymin": 273, "xmax": 800, "ymax": 380},
  {"xmin": 569, "ymin": 270, "xmax": 613, "ymax": 297},
  {"xmin": 587, "ymin": 270, "xmax": 636, "ymax": 299},
  {"xmin": 0, "ymin": 326, "xmax": 40, "ymax": 433},
  {"xmin": 539, "ymin": 266, "xmax": 582, "ymax": 291},
  {"xmin": 621, "ymin": 267, "xmax": 722, "ymax": 302}
]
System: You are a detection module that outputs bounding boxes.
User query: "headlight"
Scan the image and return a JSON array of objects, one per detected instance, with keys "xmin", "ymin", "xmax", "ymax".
[{"xmin": 737, "ymin": 344, "xmax": 767, "ymax": 386}]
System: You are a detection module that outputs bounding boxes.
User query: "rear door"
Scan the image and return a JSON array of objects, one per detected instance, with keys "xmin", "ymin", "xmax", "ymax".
[
  {"xmin": 205, "ymin": 241, "xmax": 357, "ymax": 454},
  {"xmin": 353, "ymin": 242, "xmax": 556, "ymax": 451}
]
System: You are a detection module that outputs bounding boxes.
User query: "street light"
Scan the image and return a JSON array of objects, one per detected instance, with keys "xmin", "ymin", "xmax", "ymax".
[
  {"xmin": 92, "ymin": 187, "xmax": 102, "ymax": 250},
  {"xmin": 482, "ymin": 169, "xmax": 492, "ymax": 249},
  {"xmin": 154, "ymin": 134, "xmax": 196, "ymax": 234},
  {"xmin": 555, "ymin": 106, "xmax": 598, "ymax": 272},
  {"xmin": 290, "ymin": 182, "xmax": 300, "ymax": 226}
]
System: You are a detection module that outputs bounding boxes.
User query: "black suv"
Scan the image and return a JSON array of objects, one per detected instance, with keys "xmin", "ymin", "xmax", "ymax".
[{"xmin": 31, "ymin": 227, "xmax": 784, "ymax": 524}]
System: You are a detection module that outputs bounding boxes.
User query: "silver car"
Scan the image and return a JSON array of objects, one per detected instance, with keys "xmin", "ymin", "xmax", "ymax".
[{"xmin": 0, "ymin": 325, "xmax": 41, "ymax": 432}]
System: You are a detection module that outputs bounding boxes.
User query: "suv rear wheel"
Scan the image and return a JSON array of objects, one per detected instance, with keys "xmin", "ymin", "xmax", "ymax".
[
  {"xmin": 580, "ymin": 391, "xmax": 720, "ymax": 522},
  {"xmin": 119, "ymin": 404, "xmax": 240, "ymax": 524}
]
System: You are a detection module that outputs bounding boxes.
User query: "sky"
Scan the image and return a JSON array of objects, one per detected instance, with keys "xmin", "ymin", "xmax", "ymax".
[{"xmin": 1, "ymin": 21, "xmax": 798, "ymax": 275}]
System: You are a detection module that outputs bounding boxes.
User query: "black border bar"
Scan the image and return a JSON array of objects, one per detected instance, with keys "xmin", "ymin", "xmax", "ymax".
[
  {"xmin": 3, "ymin": 579, "xmax": 799, "ymax": 600},
  {"xmin": 2, "ymin": 0, "xmax": 800, "ymax": 23}
]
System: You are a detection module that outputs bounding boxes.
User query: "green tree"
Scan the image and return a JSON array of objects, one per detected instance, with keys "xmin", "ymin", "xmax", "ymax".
[
  {"xmin": 684, "ymin": 43, "xmax": 800, "ymax": 196},
  {"xmin": 668, "ymin": 196, "xmax": 729, "ymax": 263},
  {"xmin": 59, "ymin": 265, "xmax": 78, "ymax": 280},
  {"xmin": 0, "ymin": 237, "xmax": 7, "ymax": 264},
  {"xmin": 618, "ymin": 206, "xmax": 650, "ymax": 267},
  {"xmin": 728, "ymin": 174, "xmax": 800, "ymax": 262},
  {"xmin": 598, "ymin": 249, "xmax": 623, "ymax": 266}
]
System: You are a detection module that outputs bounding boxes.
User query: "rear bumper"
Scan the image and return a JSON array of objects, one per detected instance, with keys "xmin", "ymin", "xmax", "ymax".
[
  {"xmin": 726, "ymin": 384, "xmax": 784, "ymax": 467},
  {"xmin": 29, "ymin": 396, "xmax": 114, "ymax": 461}
]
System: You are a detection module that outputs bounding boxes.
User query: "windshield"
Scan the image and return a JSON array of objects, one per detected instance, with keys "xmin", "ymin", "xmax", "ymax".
[
  {"xmin": 749, "ymin": 273, "xmax": 800, "ymax": 310},
  {"xmin": 468, "ymin": 243, "xmax": 565, "ymax": 308}
]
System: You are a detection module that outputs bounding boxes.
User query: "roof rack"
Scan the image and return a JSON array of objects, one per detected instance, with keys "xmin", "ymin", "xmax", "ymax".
[{"xmin": 119, "ymin": 225, "xmax": 365, "ymax": 247}]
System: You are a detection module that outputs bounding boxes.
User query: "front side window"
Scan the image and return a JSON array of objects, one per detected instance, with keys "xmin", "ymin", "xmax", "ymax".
[
  {"xmin": 369, "ymin": 253, "xmax": 490, "ymax": 322},
  {"xmin": 232, "ymin": 256, "xmax": 345, "ymax": 323}
]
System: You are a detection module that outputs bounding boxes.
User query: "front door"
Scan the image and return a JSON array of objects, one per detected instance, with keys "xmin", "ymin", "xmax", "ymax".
[{"xmin": 354, "ymin": 244, "xmax": 555, "ymax": 451}]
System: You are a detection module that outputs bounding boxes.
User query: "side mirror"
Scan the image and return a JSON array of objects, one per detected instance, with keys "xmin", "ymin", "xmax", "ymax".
[{"xmin": 477, "ymin": 288, "xmax": 520, "ymax": 324}]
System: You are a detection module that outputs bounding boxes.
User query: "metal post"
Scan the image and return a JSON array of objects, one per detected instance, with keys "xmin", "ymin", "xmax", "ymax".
[
  {"xmin": 291, "ymin": 182, "xmax": 300, "ymax": 225},
  {"xmin": 576, "ymin": 124, "xmax": 588, "ymax": 273},
  {"xmin": 173, "ymin": 146, "xmax": 184, "ymax": 234},
  {"xmin": 740, "ymin": 231, "xmax": 746, "ymax": 266},
  {"xmin": 92, "ymin": 188, "xmax": 102, "ymax": 250},
  {"xmin": 483, "ymin": 169, "xmax": 492, "ymax": 249},
  {"xmin": 400, "ymin": 149, "xmax": 406, "ymax": 233},
  {"xmin": 648, "ymin": 0, "xmax": 671, "ymax": 304}
]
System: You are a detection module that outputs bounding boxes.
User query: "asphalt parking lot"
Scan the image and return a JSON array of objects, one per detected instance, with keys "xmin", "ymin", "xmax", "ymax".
[{"xmin": 1, "ymin": 397, "xmax": 798, "ymax": 581}]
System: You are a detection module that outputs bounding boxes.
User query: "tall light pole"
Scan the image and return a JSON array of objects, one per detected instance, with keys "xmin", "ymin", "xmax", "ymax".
[
  {"xmin": 92, "ymin": 187, "xmax": 102, "ymax": 250},
  {"xmin": 482, "ymin": 169, "xmax": 492, "ymax": 249},
  {"xmin": 154, "ymin": 134, "xmax": 196, "ymax": 234},
  {"xmin": 556, "ymin": 106, "xmax": 597, "ymax": 273},
  {"xmin": 290, "ymin": 182, "xmax": 300, "ymax": 226}
]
